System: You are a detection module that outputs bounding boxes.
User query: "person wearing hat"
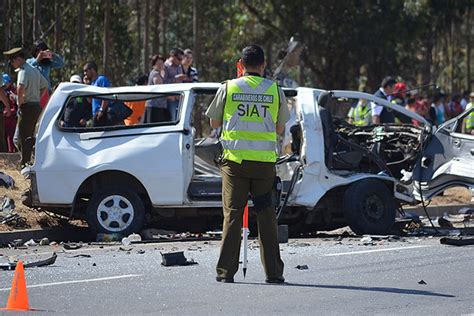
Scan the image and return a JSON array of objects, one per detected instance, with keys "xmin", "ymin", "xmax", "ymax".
[
  {"xmin": 59, "ymin": 75, "xmax": 92, "ymax": 128},
  {"xmin": 0, "ymin": 73, "xmax": 13, "ymax": 152},
  {"xmin": 3, "ymin": 47, "xmax": 48, "ymax": 167},
  {"xmin": 206, "ymin": 45, "xmax": 288, "ymax": 284},
  {"xmin": 464, "ymin": 92, "xmax": 474, "ymax": 135},
  {"xmin": 70, "ymin": 75, "xmax": 83, "ymax": 84}
]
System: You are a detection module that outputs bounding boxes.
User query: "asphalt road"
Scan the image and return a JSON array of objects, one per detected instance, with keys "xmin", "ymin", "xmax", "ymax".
[{"xmin": 0, "ymin": 236, "xmax": 472, "ymax": 315}]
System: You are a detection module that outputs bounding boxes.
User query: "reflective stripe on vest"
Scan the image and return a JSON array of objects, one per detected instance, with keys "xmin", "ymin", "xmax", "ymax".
[
  {"xmin": 352, "ymin": 102, "xmax": 370, "ymax": 126},
  {"xmin": 221, "ymin": 76, "xmax": 279, "ymax": 163},
  {"xmin": 466, "ymin": 102, "xmax": 474, "ymax": 129}
]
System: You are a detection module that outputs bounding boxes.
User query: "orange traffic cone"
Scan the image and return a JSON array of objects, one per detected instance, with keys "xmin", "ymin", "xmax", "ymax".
[{"xmin": 1, "ymin": 260, "xmax": 31, "ymax": 311}]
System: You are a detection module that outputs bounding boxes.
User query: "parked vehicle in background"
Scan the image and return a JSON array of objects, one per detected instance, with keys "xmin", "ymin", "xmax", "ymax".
[{"xmin": 22, "ymin": 83, "xmax": 474, "ymax": 236}]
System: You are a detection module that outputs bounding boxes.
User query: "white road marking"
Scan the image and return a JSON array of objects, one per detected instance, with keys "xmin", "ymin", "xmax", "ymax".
[
  {"xmin": 0, "ymin": 274, "xmax": 142, "ymax": 291},
  {"xmin": 322, "ymin": 245, "xmax": 429, "ymax": 257}
]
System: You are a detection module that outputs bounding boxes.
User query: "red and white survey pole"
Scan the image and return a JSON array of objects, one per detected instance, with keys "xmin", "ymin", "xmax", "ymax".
[{"xmin": 242, "ymin": 203, "xmax": 249, "ymax": 278}]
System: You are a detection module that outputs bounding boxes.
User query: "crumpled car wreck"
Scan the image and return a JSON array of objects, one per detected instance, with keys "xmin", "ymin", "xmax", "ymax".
[{"xmin": 22, "ymin": 83, "xmax": 474, "ymax": 236}]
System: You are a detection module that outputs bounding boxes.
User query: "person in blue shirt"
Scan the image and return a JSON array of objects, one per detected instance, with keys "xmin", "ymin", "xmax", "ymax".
[
  {"xmin": 83, "ymin": 61, "xmax": 111, "ymax": 127},
  {"xmin": 27, "ymin": 41, "xmax": 64, "ymax": 87},
  {"xmin": 26, "ymin": 41, "xmax": 64, "ymax": 108}
]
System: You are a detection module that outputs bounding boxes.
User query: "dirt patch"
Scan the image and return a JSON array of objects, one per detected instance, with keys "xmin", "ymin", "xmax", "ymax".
[
  {"xmin": 428, "ymin": 187, "xmax": 473, "ymax": 206},
  {"xmin": 0, "ymin": 155, "xmax": 85, "ymax": 232}
]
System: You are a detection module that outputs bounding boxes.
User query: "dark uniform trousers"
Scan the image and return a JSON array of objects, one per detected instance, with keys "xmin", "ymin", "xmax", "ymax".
[
  {"xmin": 17, "ymin": 102, "xmax": 42, "ymax": 167},
  {"xmin": 216, "ymin": 159, "xmax": 284, "ymax": 279}
]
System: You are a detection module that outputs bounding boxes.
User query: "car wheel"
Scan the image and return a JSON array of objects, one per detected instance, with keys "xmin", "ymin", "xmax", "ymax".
[
  {"xmin": 86, "ymin": 187, "xmax": 145, "ymax": 236},
  {"xmin": 342, "ymin": 179, "xmax": 395, "ymax": 235}
]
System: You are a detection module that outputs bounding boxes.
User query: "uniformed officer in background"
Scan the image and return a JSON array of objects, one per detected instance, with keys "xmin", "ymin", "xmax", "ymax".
[
  {"xmin": 3, "ymin": 47, "xmax": 47, "ymax": 167},
  {"xmin": 206, "ymin": 45, "xmax": 289, "ymax": 283}
]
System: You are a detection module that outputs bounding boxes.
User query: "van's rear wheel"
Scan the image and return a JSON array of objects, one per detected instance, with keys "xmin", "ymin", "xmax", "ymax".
[
  {"xmin": 86, "ymin": 187, "xmax": 145, "ymax": 236},
  {"xmin": 342, "ymin": 179, "xmax": 395, "ymax": 235}
]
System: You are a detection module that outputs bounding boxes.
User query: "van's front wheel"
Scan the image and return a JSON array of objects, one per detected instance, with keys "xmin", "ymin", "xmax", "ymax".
[{"xmin": 86, "ymin": 187, "xmax": 145, "ymax": 236}]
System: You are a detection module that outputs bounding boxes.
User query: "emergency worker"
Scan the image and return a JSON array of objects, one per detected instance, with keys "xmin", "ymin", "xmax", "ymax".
[
  {"xmin": 3, "ymin": 47, "xmax": 47, "ymax": 167},
  {"xmin": 347, "ymin": 98, "xmax": 371, "ymax": 126},
  {"xmin": 206, "ymin": 45, "xmax": 289, "ymax": 283},
  {"xmin": 464, "ymin": 92, "xmax": 474, "ymax": 135}
]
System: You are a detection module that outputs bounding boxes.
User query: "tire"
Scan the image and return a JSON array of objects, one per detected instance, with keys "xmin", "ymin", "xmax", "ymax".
[
  {"xmin": 342, "ymin": 179, "xmax": 395, "ymax": 235},
  {"xmin": 86, "ymin": 187, "xmax": 145, "ymax": 236}
]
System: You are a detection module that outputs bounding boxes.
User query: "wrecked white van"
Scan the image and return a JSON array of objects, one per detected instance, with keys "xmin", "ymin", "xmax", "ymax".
[{"xmin": 22, "ymin": 83, "xmax": 474, "ymax": 236}]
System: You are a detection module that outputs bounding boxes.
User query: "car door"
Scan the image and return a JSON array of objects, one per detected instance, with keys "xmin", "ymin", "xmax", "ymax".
[{"xmin": 412, "ymin": 107, "xmax": 474, "ymax": 199}]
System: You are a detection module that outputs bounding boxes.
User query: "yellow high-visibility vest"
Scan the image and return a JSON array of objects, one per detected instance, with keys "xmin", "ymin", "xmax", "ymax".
[
  {"xmin": 466, "ymin": 102, "xmax": 474, "ymax": 130},
  {"xmin": 221, "ymin": 75, "xmax": 279, "ymax": 163}
]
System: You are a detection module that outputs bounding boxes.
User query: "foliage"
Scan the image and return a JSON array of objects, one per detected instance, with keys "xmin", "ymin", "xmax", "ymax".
[{"xmin": 0, "ymin": 0, "xmax": 472, "ymax": 93}]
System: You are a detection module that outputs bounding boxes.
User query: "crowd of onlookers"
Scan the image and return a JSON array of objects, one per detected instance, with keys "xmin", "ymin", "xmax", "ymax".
[
  {"xmin": 1, "ymin": 41, "xmax": 473, "ymax": 169},
  {"xmin": 1, "ymin": 41, "xmax": 198, "ymax": 167},
  {"xmin": 347, "ymin": 76, "xmax": 474, "ymax": 134},
  {"xmin": 66, "ymin": 47, "xmax": 199, "ymax": 128}
]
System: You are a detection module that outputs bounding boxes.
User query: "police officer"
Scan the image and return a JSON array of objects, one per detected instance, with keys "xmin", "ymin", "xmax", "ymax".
[
  {"xmin": 206, "ymin": 45, "xmax": 289, "ymax": 283},
  {"xmin": 3, "ymin": 47, "xmax": 47, "ymax": 166},
  {"xmin": 347, "ymin": 98, "xmax": 371, "ymax": 126}
]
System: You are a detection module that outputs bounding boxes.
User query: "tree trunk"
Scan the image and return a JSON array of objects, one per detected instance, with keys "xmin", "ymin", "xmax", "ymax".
[
  {"xmin": 162, "ymin": 0, "xmax": 167, "ymax": 54},
  {"xmin": 422, "ymin": 26, "xmax": 433, "ymax": 86},
  {"xmin": 33, "ymin": 0, "xmax": 41, "ymax": 42},
  {"xmin": 192, "ymin": 0, "xmax": 200, "ymax": 68},
  {"xmin": 54, "ymin": 0, "xmax": 61, "ymax": 52},
  {"xmin": 143, "ymin": 0, "xmax": 149, "ymax": 74},
  {"xmin": 152, "ymin": 0, "xmax": 161, "ymax": 55},
  {"xmin": 1, "ymin": 0, "xmax": 9, "ymax": 52},
  {"xmin": 21, "ymin": 0, "xmax": 27, "ymax": 47},
  {"xmin": 136, "ymin": 0, "xmax": 141, "ymax": 75},
  {"xmin": 174, "ymin": 0, "xmax": 179, "ymax": 45},
  {"xmin": 103, "ymin": 0, "xmax": 111, "ymax": 77},
  {"xmin": 467, "ymin": 3, "xmax": 472, "ymax": 90},
  {"xmin": 78, "ymin": 0, "xmax": 85, "ymax": 56},
  {"xmin": 450, "ymin": 16, "xmax": 455, "ymax": 93}
]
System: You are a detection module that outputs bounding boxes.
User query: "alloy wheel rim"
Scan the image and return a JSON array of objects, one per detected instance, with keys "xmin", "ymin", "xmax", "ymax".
[{"xmin": 96, "ymin": 195, "xmax": 135, "ymax": 232}]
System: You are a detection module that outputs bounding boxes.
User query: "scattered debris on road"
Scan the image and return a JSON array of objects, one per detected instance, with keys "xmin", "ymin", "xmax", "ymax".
[
  {"xmin": 67, "ymin": 254, "xmax": 92, "ymax": 258},
  {"xmin": 161, "ymin": 251, "xmax": 198, "ymax": 266},
  {"xmin": 24, "ymin": 239, "xmax": 38, "ymax": 247},
  {"xmin": 440, "ymin": 237, "xmax": 474, "ymax": 246},
  {"xmin": 360, "ymin": 236, "xmax": 374, "ymax": 245},
  {"xmin": 295, "ymin": 264, "xmax": 309, "ymax": 270},
  {"xmin": 0, "ymin": 253, "xmax": 57, "ymax": 270},
  {"xmin": 39, "ymin": 237, "xmax": 50, "ymax": 246},
  {"xmin": 418, "ymin": 280, "xmax": 427, "ymax": 285},
  {"xmin": 121, "ymin": 233, "xmax": 142, "ymax": 246},
  {"xmin": 63, "ymin": 242, "xmax": 83, "ymax": 250}
]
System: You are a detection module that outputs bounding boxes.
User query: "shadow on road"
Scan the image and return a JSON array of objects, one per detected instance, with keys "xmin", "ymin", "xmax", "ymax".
[{"xmin": 235, "ymin": 282, "xmax": 455, "ymax": 298}]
